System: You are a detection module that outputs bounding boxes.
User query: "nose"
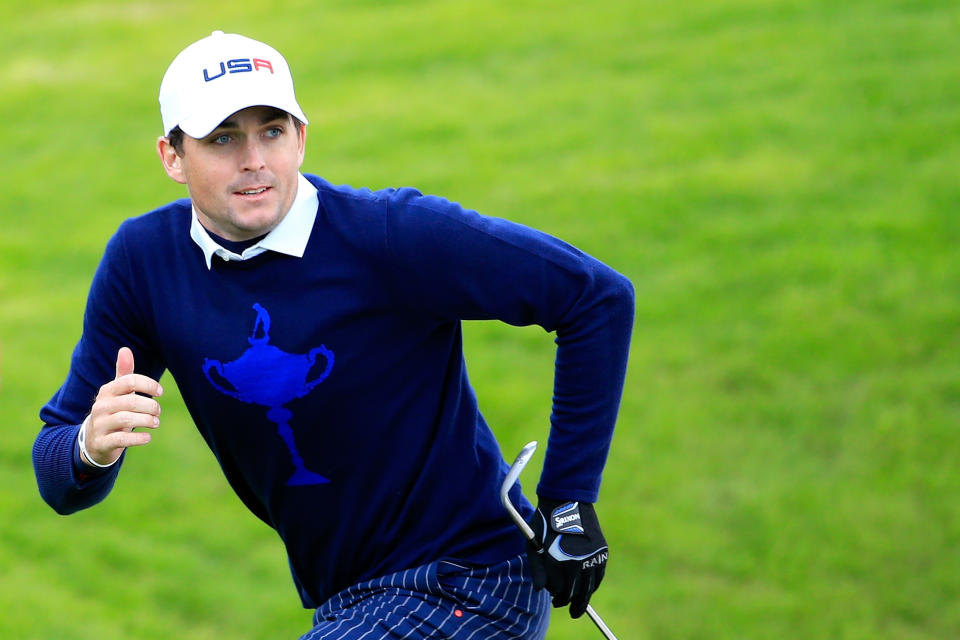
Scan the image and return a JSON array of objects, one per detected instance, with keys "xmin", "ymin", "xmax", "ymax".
[{"xmin": 240, "ymin": 138, "xmax": 266, "ymax": 171}]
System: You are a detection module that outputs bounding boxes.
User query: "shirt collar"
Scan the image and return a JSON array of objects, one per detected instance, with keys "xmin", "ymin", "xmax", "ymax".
[{"xmin": 190, "ymin": 173, "xmax": 319, "ymax": 270}]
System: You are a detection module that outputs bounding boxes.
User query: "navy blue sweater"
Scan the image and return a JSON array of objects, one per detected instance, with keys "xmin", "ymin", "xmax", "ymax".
[{"xmin": 33, "ymin": 174, "xmax": 634, "ymax": 608}]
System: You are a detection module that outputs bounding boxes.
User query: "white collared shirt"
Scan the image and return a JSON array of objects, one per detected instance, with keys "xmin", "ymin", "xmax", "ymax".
[{"xmin": 190, "ymin": 173, "xmax": 319, "ymax": 270}]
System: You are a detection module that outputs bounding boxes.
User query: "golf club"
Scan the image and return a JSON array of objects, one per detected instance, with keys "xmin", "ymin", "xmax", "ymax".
[{"xmin": 500, "ymin": 440, "xmax": 619, "ymax": 640}]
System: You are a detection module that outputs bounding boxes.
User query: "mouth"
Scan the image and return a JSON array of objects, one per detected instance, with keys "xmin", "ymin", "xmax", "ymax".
[{"xmin": 234, "ymin": 186, "xmax": 272, "ymax": 198}]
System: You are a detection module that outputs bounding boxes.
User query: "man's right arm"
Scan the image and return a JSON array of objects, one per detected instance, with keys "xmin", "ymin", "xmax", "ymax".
[{"xmin": 33, "ymin": 226, "xmax": 165, "ymax": 515}]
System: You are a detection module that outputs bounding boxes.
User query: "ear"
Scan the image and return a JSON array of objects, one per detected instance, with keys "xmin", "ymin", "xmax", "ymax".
[{"xmin": 157, "ymin": 136, "xmax": 187, "ymax": 184}]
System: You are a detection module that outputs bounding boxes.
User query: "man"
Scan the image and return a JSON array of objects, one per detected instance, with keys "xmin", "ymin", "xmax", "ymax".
[{"xmin": 32, "ymin": 31, "xmax": 634, "ymax": 639}]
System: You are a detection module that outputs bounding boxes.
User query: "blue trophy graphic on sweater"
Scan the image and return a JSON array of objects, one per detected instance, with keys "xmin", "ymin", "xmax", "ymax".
[{"xmin": 202, "ymin": 303, "xmax": 334, "ymax": 486}]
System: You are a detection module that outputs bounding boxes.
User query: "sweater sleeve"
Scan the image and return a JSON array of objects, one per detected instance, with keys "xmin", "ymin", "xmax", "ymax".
[
  {"xmin": 381, "ymin": 188, "xmax": 635, "ymax": 503},
  {"xmin": 33, "ymin": 224, "xmax": 164, "ymax": 514}
]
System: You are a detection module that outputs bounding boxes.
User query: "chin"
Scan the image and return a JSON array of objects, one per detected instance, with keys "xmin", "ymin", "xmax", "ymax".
[{"xmin": 237, "ymin": 213, "xmax": 283, "ymax": 237}]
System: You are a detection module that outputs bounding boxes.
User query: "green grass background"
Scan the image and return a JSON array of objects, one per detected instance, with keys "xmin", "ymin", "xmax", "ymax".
[{"xmin": 2, "ymin": 0, "xmax": 958, "ymax": 638}]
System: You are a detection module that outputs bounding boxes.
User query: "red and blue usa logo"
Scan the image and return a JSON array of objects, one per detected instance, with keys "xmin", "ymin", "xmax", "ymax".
[{"xmin": 203, "ymin": 58, "xmax": 274, "ymax": 82}]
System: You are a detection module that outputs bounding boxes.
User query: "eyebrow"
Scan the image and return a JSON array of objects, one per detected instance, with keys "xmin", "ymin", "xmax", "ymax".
[{"xmin": 211, "ymin": 109, "xmax": 290, "ymax": 132}]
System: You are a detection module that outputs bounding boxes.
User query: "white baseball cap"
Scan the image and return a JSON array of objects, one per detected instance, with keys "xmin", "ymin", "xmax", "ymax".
[{"xmin": 159, "ymin": 30, "xmax": 309, "ymax": 138}]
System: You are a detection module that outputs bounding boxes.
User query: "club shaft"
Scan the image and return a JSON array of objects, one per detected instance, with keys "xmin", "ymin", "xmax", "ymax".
[
  {"xmin": 501, "ymin": 441, "xmax": 619, "ymax": 640},
  {"xmin": 585, "ymin": 605, "xmax": 618, "ymax": 639}
]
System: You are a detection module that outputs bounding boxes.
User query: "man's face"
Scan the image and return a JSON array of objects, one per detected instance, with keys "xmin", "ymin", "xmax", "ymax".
[{"xmin": 158, "ymin": 106, "xmax": 306, "ymax": 241}]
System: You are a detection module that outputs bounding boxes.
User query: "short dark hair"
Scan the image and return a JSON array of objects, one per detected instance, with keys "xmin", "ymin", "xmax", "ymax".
[
  {"xmin": 167, "ymin": 126, "xmax": 186, "ymax": 155},
  {"xmin": 165, "ymin": 109, "xmax": 304, "ymax": 156}
]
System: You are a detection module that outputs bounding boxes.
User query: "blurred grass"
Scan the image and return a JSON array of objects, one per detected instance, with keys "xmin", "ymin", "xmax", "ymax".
[{"xmin": 2, "ymin": 0, "xmax": 959, "ymax": 638}]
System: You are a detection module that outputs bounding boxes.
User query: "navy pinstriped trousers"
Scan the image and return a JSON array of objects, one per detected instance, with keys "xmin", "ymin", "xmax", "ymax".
[{"xmin": 299, "ymin": 554, "xmax": 550, "ymax": 639}]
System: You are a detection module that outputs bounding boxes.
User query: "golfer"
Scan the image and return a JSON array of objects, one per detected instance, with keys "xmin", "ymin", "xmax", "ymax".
[{"xmin": 33, "ymin": 31, "xmax": 634, "ymax": 639}]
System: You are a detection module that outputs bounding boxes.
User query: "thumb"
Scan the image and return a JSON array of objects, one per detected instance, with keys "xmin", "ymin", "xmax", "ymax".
[
  {"xmin": 115, "ymin": 347, "xmax": 135, "ymax": 379},
  {"xmin": 527, "ymin": 541, "xmax": 547, "ymax": 590}
]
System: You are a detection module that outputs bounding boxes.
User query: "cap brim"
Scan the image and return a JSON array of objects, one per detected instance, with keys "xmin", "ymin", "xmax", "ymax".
[{"xmin": 176, "ymin": 99, "xmax": 308, "ymax": 138}]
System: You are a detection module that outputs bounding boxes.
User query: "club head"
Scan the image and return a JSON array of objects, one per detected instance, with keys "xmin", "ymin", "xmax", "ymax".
[
  {"xmin": 499, "ymin": 440, "xmax": 620, "ymax": 640},
  {"xmin": 500, "ymin": 440, "xmax": 538, "ymax": 541}
]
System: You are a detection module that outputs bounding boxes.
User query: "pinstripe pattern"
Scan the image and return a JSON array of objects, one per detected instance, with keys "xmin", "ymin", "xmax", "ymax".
[{"xmin": 298, "ymin": 555, "xmax": 550, "ymax": 639}]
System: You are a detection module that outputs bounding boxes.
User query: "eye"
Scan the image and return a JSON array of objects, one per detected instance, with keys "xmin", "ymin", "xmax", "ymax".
[
  {"xmin": 207, "ymin": 133, "xmax": 232, "ymax": 145},
  {"xmin": 265, "ymin": 126, "xmax": 283, "ymax": 138}
]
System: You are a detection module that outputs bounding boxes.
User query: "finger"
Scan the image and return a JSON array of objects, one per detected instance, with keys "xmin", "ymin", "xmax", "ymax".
[
  {"xmin": 116, "ymin": 347, "xmax": 135, "ymax": 379},
  {"xmin": 594, "ymin": 562, "xmax": 606, "ymax": 590},
  {"xmin": 108, "ymin": 410, "xmax": 161, "ymax": 431},
  {"xmin": 569, "ymin": 597, "xmax": 588, "ymax": 619},
  {"xmin": 104, "ymin": 373, "xmax": 164, "ymax": 398},
  {"xmin": 86, "ymin": 429, "xmax": 152, "ymax": 465},
  {"xmin": 115, "ymin": 394, "xmax": 162, "ymax": 417},
  {"xmin": 569, "ymin": 572, "xmax": 595, "ymax": 619},
  {"xmin": 527, "ymin": 547, "xmax": 547, "ymax": 591},
  {"xmin": 545, "ymin": 568, "xmax": 563, "ymax": 600},
  {"xmin": 103, "ymin": 429, "xmax": 152, "ymax": 450},
  {"xmin": 551, "ymin": 572, "xmax": 575, "ymax": 608},
  {"xmin": 96, "ymin": 393, "xmax": 162, "ymax": 418}
]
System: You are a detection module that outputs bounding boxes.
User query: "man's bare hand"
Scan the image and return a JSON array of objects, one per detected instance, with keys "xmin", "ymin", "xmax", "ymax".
[{"xmin": 81, "ymin": 347, "xmax": 163, "ymax": 467}]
